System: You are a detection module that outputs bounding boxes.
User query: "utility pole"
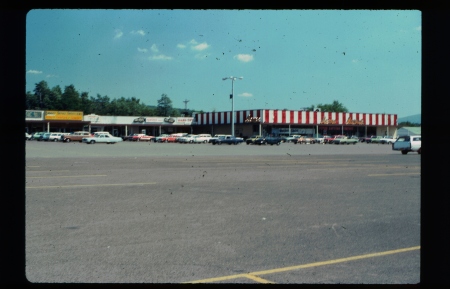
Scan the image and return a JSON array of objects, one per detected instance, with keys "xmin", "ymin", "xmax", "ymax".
[{"xmin": 183, "ymin": 99, "xmax": 190, "ymax": 116}]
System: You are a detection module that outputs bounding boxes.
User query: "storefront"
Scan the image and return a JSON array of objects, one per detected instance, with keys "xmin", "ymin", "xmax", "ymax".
[
  {"xmin": 25, "ymin": 109, "xmax": 398, "ymax": 139},
  {"xmin": 25, "ymin": 110, "xmax": 90, "ymax": 133},
  {"xmin": 192, "ymin": 109, "xmax": 398, "ymax": 138}
]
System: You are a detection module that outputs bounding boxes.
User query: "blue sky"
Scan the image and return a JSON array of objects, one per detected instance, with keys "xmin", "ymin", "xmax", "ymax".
[{"xmin": 26, "ymin": 9, "xmax": 421, "ymax": 118}]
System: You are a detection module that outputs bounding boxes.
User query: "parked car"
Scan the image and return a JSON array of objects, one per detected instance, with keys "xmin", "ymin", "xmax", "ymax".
[
  {"xmin": 361, "ymin": 135, "xmax": 376, "ymax": 143},
  {"xmin": 246, "ymin": 135, "xmax": 263, "ymax": 145},
  {"xmin": 264, "ymin": 136, "xmax": 282, "ymax": 145},
  {"xmin": 131, "ymin": 133, "xmax": 146, "ymax": 141},
  {"xmin": 138, "ymin": 135, "xmax": 155, "ymax": 142},
  {"xmin": 323, "ymin": 135, "xmax": 337, "ymax": 144},
  {"xmin": 82, "ymin": 133, "xmax": 123, "ymax": 144},
  {"xmin": 332, "ymin": 136, "xmax": 358, "ymax": 145},
  {"xmin": 178, "ymin": 134, "xmax": 197, "ymax": 143},
  {"xmin": 253, "ymin": 136, "xmax": 266, "ymax": 145},
  {"xmin": 379, "ymin": 136, "xmax": 396, "ymax": 144},
  {"xmin": 294, "ymin": 135, "xmax": 316, "ymax": 144},
  {"xmin": 62, "ymin": 131, "xmax": 93, "ymax": 143},
  {"xmin": 40, "ymin": 132, "xmax": 51, "ymax": 141},
  {"xmin": 209, "ymin": 134, "xmax": 229, "ymax": 143},
  {"xmin": 155, "ymin": 134, "xmax": 170, "ymax": 142},
  {"xmin": 211, "ymin": 135, "xmax": 244, "ymax": 145},
  {"xmin": 194, "ymin": 134, "xmax": 212, "ymax": 143},
  {"xmin": 392, "ymin": 135, "xmax": 421, "ymax": 154},
  {"xmin": 283, "ymin": 135, "xmax": 301, "ymax": 143},
  {"xmin": 25, "ymin": 132, "xmax": 32, "ymax": 140},
  {"xmin": 32, "ymin": 132, "xmax": 45, "ymax": 141},
  {"xmin": 369, "ymin": 136, "xmax": 384, "ymax": 144},
  {"xmin": 314, "ymin": 135, "xmax": 325, "ymax": 144},
  {"xmin": 45, "ymin": 132, "xmax": 66, "ymax": 142}
]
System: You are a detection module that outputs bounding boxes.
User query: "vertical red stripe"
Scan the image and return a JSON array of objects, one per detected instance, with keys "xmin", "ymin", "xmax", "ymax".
[
  {"xmin": 273, "ymin": 110, "xmax": 278, "ymax": 123},
  {"xmin": 305, "ymin": 111, "xmax": 309, "ymax": 124},
  {"xmin": 290, "ymin": 111, "xmax": 294, "ymax": 124},
  {"xmin": 264, "ymin": 110, "xmax": 269, "ymax": 124},
  {"xmin": 298, "ymin": 111, "xmax": 302, "ymax": 124},
  {"xmin": 282, "ymin": 110, "xmax": 286, "ymax": 123}
]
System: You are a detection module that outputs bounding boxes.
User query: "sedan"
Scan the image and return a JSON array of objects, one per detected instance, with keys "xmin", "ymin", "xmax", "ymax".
[
  {"xmin": 264, "ymin": 136, "xmax": 282, "ymax": 145},
  {"xmin": 82, "ymin": 134, "xmax": 123, "ymax": 144}
]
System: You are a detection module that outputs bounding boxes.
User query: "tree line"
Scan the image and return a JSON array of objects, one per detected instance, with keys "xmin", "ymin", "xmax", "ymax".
[
  {"xmin": 28, "ymin": 80, "xmax": 380, "ymax": 119},
  {"xmin": 26, "ymin": 80, "xmax": 198, "ymax": 117}
]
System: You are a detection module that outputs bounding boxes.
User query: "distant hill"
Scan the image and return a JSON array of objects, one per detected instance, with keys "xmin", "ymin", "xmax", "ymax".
[{"xmin": 398, "ymin": 114, "xmax": 421, "ymax": 124}]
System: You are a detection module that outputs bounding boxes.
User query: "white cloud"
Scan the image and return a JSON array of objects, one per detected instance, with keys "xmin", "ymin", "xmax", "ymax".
[
  {"xmin": 131, "ymin": 30, "xmax": 145, "ymax": 36},
  {"xmin": 149, "ymin": 55, "xmax": 173, "ymax": 61},
  {"xmin": 192, "ymin": 42, "xmax": 210, "ymax": 51},
  {"xmin": 189, "ymin": 39, "xmax": 198, "ymax": 45},
  {"xmin": 234, "ymin": 54, "xmax": 254, "ymax": 62},
  {"xmin": 151, "ymin": 44, "xmax": 159, "ymax": 53},
  {"xmin": 114, "ymin": 29, "xmax": 123, "ymax": 39},
  {"xmin": 137, "ymin": 47, "xmax": 148, "ymax": 53},
  {"xmin": 26, "ymin": 70, "xmax": 42, "ymax": 74},
  {"xmin": 194, "ymin": 53, "xmax": 210, "ymax": 59},
  {"xmin": 239, "ymin": 92, "xmax": 253, "ymax": 97},
  {"xmin": 177, "ymin": 44, "xmax": 186, "ymax": 49},
  {"xmin": 46, "ymin": 74, "xmax": 58, "ymax": 78}
]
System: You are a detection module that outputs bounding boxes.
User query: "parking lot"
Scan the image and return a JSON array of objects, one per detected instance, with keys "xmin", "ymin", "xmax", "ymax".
[{"xmin": 25, "ymin": 141, "xmax": 420, "ymax": 283}]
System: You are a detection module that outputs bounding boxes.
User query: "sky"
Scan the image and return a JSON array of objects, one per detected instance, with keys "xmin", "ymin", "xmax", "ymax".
[{"xmin": 25, "ymin": 9, "xmax": 421, "ymax": 118}]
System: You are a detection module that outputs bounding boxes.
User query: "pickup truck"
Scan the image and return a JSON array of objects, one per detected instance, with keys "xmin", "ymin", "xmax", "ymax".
[
  {"xmin": 211, "ymin": 135, "xmax": 244, "ymax": 145},
  {"xmin": 392, "ymin": 135, "xmax": 421, "ymax": 154},
  {"xmin": 332, "ymin": 136, "xmax": 358, "ymax": 145}
]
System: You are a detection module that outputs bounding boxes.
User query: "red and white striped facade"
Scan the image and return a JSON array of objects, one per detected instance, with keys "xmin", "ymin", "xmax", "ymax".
[{"xmin": 194, "ymin": 109, "xmax": 397, "ymax": 126}]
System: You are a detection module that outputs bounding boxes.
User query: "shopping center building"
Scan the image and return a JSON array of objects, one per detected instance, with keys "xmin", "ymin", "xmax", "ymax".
[{"xmin": 25, "ymin": 109, "xmax": 398, "ymax": 138}]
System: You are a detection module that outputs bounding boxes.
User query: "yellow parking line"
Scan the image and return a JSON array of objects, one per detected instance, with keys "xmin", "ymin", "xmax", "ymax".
[
  {"xmin": 368, "ymin": 173, "xmax": 420, "ymax": 177},
  {"xmin": 27, "ymin": 175, "xmax": 107, "ymax": 178},
  {"xmin": 242, "ymin": 274, "xmax": 275, "ymax": 284},
  {"xmin": 184, "ymin": 246, "xmax": 420, "ymax": 283},
  {"xmin": 26, "ymin": 182, "xmax": 157, "ymax": 189}
]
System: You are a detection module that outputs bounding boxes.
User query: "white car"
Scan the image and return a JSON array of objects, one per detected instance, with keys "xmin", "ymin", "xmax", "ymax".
[
  {"xmin": 25, "ymin": 132, "xmax": 31, "ymax": 140},
  {"xmin": 194, "ymin": 134, "xmax": 212, "ymax": 143},
  {"xmin": 178, "ymin": 134, "xmax": 197, "ymax": 143},
  {"xmin": 379, "ymin": 136, "xmax": 396, "ymax": 144},
  {"xmin": 82, "ymin": 133, "xmax": 123, "ymax": 144}
]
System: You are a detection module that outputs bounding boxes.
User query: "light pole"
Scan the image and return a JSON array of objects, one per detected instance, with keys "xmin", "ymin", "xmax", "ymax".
[{"xmin": 222, "ymin": 76, "xmax": 243, "ymax": 136}]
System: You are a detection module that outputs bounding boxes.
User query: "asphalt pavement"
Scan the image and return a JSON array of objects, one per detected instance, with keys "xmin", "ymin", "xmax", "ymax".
[{"xmin": 25, "ymin": 141, "xmax": 420, "ymax": 283}]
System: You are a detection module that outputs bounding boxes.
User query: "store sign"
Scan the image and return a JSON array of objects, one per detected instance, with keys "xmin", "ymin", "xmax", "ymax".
[
  {"xmin": 45, "ymin": 111, "xmax": 83, "ymax": 121},
  {"xmin": 133, "ymin": 117, "xmax": 146, "ymax": 123},
  {"xmin": 245, "ymin": 115, "xmax": 261, "ymax": 123},
  {"xmin": 320, "ymin": 118, "xmax": 337, "ymax": 124},
  {"xmin": 346, "ymin": 117, "xmax": 364, "ymax": 125},
  {"xmin": 25, "ymin": 110, "xmax": 43, "ymax": 120}
]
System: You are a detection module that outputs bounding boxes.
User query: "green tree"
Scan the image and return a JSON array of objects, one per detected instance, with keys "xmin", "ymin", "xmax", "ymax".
[
  {"xmin": 156, "ymin": 94, "xmax": 175, "ymax": 116},
  {"xmin": 48, "ymin": 85, "xmax": 63, "ymax": 110},
  {"xmin": 26, "ymin": 91, "xmax": 39, "ymax": 109},
  {"xmin": 61, "ymin": 84, "xmax": 81, "ymax": 110},
  {"xmin": 314, "ymin": 100, "xmax": 348, "ymax": 112},
  {"xmin": 90, "ymin": 94, "xmax": 111, "ymax": 115},
  {"xmin": 80, "ymin": 92, "xmax": 93, "ymax": 114},
  {"xmin": 33, "ymin": 80, "xmax": 51, "ymax": 109}
]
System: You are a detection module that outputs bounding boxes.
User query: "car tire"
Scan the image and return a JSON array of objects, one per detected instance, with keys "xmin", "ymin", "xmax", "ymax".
[
  {"xmin": 66, "ymin": 139, "xmax": 71, "ymax": 143},
  {"xmin": 53, "ymin": 138, "xmax": 58, "ymax": 142},
  {"xmin": 401, "ymin": 150, "xmax": 408, "ymax": 155},
  {"xmin": 418, "ymin": 148, "xmax": 421, "ymax": 154},
  {"xmin": 90, "ymin": 140, "xmax": 95, "ymax": 144}
]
